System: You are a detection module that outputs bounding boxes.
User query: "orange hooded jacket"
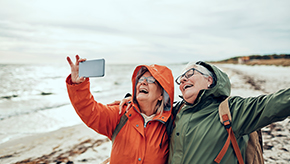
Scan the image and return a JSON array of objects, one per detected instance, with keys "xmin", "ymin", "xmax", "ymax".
[{"xmin": 66, "ymin": 64, "xmax": 174, "ymax": 164}]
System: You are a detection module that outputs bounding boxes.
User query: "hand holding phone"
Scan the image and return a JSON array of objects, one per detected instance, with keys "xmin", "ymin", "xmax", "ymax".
[
  {"xmin": 79, "ymin": 59, "xmax": 105, "ymax": 78},
  {"xmin": 67, "ymin": 55, "xmax": 86, "ymax": 84}
]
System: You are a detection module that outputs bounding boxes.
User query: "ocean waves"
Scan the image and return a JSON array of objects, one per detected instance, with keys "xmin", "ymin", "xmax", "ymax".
[{"xmin": 0, "ymin": 63, "xmax": 184, "ymax": 144}]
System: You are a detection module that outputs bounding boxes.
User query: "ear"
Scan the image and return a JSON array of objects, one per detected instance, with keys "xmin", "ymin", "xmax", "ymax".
[
  {"xmin": 207, "ymin": 76, "xmax": 213, "ymax": 87},
  {"xmin": 158, "ymin": 94, "xmax": 163, "ymax": 101}
]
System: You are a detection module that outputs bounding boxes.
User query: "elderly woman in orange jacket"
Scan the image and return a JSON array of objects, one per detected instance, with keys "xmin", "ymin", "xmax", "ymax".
[{"xmin": 66, "ymin": 55, "xmax": 174, "ymax": 164}]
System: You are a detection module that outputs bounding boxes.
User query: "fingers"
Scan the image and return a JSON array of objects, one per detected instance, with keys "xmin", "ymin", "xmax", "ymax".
[
  {"xmin": 75, "ymin": 54, "xmax": 86, "ymax": 66},
  {"xmin": 67, "ymin": 55, "xmax": 80, "ymax": 66},
  {"xmin": 119, "ymin": 97, "xmax": 132, "ymax": 114},
  {"xmin": 67, "ymin": 55, "xmax": 86, "ymax": 68},
  {"xmin": 67, "ymin": 56, "xmax": 73, "ymax": 66},
  {"xmin": 119, "ymin": 100, "xmax": 131, "ymax": 114},
  {"xmin": 106, "ymin": 100, "xmax": 130, "ymax": 114},
  {"xmin": 68, "ymin": 54, "xmax": 86, "ymax": 66},
  {"xmin": 125, "ymin": 103, "xmax": 131, "ymax": 113},
  {"xmin": 79, "ymin": 58, "xmax": 86, "ymax": 62},
  {"xmin": 120, "ymin": 98, "xmax": 128, "ymax": 107},
  {"xmin": 67, "ymin": 54, "xmax": 87, "ymax": 84},
  {"xmin": 75, "ymin": 55, "xmax": 80, "ymax": 65},
  {"xmin": 79, "ymin": 76, "xmax": 86, "ymax": 82},
  {"xmin": 119, "ymin": 100, "xmax": 125, "ymax": 114},
  {"xmin": 119, "ymin": 102, "xmax": 122, "ymax": 114}
]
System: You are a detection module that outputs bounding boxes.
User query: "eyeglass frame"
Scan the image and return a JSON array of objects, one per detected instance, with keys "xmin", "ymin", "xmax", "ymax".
[
  {"xmin": 175, "ymin": 68, "xmax": 208, "ymax": 85},
  {"xmin": 138, "ymin": 76, "xmax": 156, "ymax": 84}
]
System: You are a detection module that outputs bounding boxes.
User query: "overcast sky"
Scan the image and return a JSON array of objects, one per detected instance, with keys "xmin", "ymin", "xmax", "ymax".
[{"xmin": 1, "ymin": 0, "xmax": 290, "ymax": 64}]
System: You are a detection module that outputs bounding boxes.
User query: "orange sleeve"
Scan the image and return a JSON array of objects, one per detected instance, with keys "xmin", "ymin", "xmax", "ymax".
[{"xmin": 66, "ymin": 74, "xmax": 120, "ymax": 140}]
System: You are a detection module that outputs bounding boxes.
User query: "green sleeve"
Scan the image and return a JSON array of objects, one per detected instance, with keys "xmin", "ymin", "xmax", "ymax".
[{"xmin": 229, "ymin": 88, "xmax": 290, "ymax": 137}]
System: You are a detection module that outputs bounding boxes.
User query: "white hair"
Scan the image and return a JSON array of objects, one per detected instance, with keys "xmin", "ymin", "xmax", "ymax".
[
  {"xmin": 183, "ymin": 62, "xmax": 213, "ymax": 78},
  {"xmin": 182, "ymin": 62, "xmax": 216, "ymax": 87}
]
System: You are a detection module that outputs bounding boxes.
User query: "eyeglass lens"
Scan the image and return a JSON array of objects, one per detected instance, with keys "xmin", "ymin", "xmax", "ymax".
[
  {"xmin": 138, "ymin": 76, "xmax": 156, "ymax": 83},
  {"xmin": 176, "ymin": 69, "xmax": 195, "ymax": 84}
]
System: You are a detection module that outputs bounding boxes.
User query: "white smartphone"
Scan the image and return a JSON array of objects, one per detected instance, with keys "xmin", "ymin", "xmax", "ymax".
[{"xmin": 79, "ymin": 59, "xmax": 105, "ymax": 77}]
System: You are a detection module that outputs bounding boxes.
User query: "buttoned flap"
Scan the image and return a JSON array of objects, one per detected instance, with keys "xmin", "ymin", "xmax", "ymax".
[{"xmin": 126, "ymin": 108, "xmax": 145, "ymax": 137}]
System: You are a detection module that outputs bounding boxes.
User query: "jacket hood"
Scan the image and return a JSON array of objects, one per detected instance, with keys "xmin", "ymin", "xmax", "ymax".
[
  {"xmin": 196, "ymin": 61, "xmax": 231, "ymax": 101},
  {"xmin": 131, "ymin": 64, "xmax": 174, "ymax": 112}
]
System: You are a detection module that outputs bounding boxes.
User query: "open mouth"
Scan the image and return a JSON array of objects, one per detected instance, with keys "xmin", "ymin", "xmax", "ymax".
[
  {"xmin": 183, "ymin": 84, "xmax": 193, "ymax": 90},
  {"xmin": 139, "ymin": 88, "xmax": 149, "ymax": 94}
]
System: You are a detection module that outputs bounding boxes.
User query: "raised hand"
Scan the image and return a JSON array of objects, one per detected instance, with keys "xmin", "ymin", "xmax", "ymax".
[
  {"xmin": 67, "ymin": 55, "xmax": 86, "ymax": 84},
  {"xmin": 107, "ymin": 96, "xmax": 132, "ymax": 114}
]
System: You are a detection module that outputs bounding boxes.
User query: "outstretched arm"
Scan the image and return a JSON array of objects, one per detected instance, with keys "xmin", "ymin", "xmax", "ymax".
[{"xmin": 230, "ymin": 88, "xmax": 290, "ymax": 137}]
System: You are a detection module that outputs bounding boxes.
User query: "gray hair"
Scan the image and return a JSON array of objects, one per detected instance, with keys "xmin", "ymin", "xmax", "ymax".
[{"xmin": 183, "ymin": 62, "xmax": 216, "ymax": 87}]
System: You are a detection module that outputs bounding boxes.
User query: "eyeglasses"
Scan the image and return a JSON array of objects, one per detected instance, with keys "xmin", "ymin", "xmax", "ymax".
[
  {"xmin": 138, "ymin": 76, "xmax": 156, "ymax": 84},
  {"xmin": 175, "ymin": 68, "xmax": 205, "ymax": 85}
]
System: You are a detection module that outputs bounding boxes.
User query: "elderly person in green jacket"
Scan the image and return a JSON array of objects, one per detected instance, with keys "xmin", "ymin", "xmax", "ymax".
[
  {"xmin": 168, "ymin": 61, "xmax": 290, "ymax": 164},
  {"xmin": 118, "ymin": 61, "xmax": 290, "ymax": 163}
]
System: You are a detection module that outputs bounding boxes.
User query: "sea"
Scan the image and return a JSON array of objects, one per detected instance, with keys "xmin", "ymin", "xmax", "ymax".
[
  {"xmin": 1, "ymin": 62, "xmax": 289, "ymax": 145},
  {"xmin": 0, "ymin": 63, "xmax": 185, "ymax": 144}
]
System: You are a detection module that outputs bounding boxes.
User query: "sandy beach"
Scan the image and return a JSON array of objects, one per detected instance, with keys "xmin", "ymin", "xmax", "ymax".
[
  {"xmin": 0, "ymin": 124, "xmax": 112, "ymax": 164},
  {"xmin": 0, "ymin": 63, "xmax": 289, "ymax": 164}
]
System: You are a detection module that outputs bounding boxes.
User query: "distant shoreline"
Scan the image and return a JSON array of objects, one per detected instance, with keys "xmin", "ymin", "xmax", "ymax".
[
  {"xmin": 211, "ymin": 58, "xmax": 290, "ymax": 67},
  {"xmin": 210, "ymin": 54, "xmax": 290, "ymax": 67}
]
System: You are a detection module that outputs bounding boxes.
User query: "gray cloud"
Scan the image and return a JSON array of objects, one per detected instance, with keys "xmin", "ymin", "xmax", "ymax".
[{"xmin": 0, "ymin": 0, "xmax": 290, "ymax": 64}]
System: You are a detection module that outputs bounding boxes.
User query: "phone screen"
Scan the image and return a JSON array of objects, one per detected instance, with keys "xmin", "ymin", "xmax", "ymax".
[{"xmin": 79, "ymin": 59, "xmax": 105, "ymax": 77}]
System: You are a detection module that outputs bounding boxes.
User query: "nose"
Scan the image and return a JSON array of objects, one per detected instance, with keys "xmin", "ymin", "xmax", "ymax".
[
  {"xmin": 140, "ymin": 78, "xmax": 148, "ymax": 85},
  {"xmin": 179, "ymin": 75, "xmax": 187, "ymax": 84}
]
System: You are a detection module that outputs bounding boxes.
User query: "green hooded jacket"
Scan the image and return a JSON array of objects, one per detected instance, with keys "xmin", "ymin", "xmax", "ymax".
[{"xmin": 168, "ymin": 62, "xmax": 290, "ymax": 164}]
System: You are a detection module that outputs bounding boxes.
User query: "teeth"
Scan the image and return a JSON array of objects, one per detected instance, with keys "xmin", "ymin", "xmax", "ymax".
[{"xmin": 140, "ymin": 89, "xmax": 148, "ymax": 93}]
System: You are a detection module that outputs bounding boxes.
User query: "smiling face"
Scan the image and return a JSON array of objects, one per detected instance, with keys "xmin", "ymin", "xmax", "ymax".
[
  {"xmin": 179, "ymin": 67, "xmax": 212, "ymax": 104},
  {"xmin": 136, "ymin": 71, "xmax": 163, "ymax": 111}
]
